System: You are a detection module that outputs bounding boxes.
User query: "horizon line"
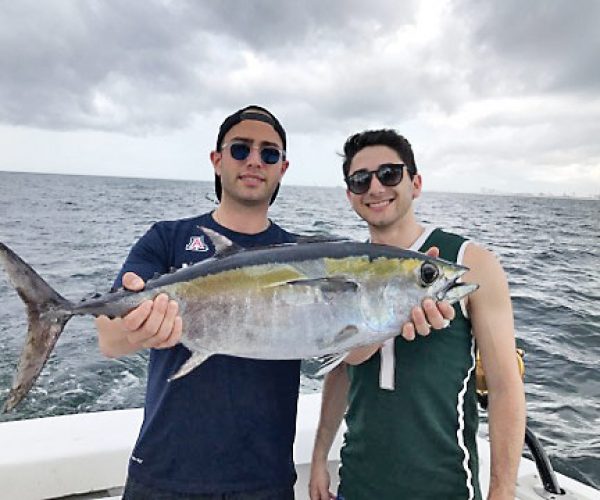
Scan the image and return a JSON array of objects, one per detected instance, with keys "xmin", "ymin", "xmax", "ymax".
[{"xmin": 1, "ymin": 169, "xmax": 598, "ymax": 201}]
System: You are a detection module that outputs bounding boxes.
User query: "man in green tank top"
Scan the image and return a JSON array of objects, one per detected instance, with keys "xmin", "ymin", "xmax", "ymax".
[{"xmin": 309, "ymin": 130, "xmax": 525, "ymax": 500}]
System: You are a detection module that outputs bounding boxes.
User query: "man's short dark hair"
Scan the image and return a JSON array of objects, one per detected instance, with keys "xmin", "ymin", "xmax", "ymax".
[{"xmin": 342, "ymin": 129, "xmax": 418, "ymax": 178}]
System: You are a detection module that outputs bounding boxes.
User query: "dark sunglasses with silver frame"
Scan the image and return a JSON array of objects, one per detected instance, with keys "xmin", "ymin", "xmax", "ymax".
[
  {"xmin": 222, "ymin": 141, "xmax": 285, "ymax": 165},
  {"xmin": 345, "ymin": 163, "xmax": 415, "ymax": 195}
]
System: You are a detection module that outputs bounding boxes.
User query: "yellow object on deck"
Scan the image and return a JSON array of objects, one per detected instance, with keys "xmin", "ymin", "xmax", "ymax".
[{"xmin": 476, "ymin": 348, "xmax": 525, "ymax": 395}]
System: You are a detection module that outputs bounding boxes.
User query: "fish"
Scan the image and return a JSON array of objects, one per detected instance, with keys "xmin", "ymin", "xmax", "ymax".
[{"xmin": 0, "ymin": 228, "xmax": 478, "ymax": 412}]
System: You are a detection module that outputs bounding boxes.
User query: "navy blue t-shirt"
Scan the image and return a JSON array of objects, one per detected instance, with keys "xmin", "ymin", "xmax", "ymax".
[{"xmin": 115, "ymin": 212, "xmax": 300, "ymax": 494}]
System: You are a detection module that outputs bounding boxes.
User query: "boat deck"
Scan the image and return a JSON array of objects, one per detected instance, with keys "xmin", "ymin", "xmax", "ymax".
[{"xmin": 1, "ymin": 394, "xmax": 597, "ymax": 499}]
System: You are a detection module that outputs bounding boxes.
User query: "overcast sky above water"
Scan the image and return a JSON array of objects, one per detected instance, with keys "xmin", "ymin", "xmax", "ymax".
[{"xmin": 1, "ymin": 0, "xmax": 599, "ymax": 197}]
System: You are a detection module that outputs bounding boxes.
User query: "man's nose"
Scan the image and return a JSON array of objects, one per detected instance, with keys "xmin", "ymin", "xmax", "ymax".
[
  {"xmin": 245, "ymin": 147, "xmax": 264, "ymax": 167},
  {"xmin": 368, "ymin": 174, "xmax": 386, "ymax": 194}
]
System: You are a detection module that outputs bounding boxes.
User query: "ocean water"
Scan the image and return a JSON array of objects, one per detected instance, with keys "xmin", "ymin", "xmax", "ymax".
[{"xmin": 0, "ymin": 171, "xmax": 598, "ymax": 489}]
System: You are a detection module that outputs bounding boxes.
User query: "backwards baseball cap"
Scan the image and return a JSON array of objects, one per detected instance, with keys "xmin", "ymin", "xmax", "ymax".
[{"xmin": 214, "ymin": 105, "xmax": 287, "ymax": 205}]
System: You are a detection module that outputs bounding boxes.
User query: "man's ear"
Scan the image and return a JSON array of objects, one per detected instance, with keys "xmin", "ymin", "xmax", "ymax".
[
  {"xmin": 210, "ymin": 150, "xmax": 222, "ymax": 176},
  {"xmin": 279, "ymin": 159, "xmax": 289, "ymax": 177},
  {"xmin": 412, "ymin": 173, "xmax": 423, "ymax": 199}
]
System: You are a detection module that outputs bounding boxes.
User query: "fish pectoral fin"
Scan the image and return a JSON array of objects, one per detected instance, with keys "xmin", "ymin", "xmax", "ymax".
[
  {"xmin": 169, "ymin": 349, "xmax": 213, "ymax": 381},
  {"xmin": 314, "ymin": 352, "xmax": 349, "ymax": 377},
  {"xmin": 284, "ymin": 277, "xmax": 358, "ymax": 293}
]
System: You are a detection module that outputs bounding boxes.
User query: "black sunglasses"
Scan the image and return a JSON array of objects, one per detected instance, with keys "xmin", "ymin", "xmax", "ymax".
[
  {"xmin": 222, "ymin": 141, "xmax": 284, "ymax": 165},
  {"xmin": 345, "ymin": 163, "xmax": 410, "ymax": 195}
]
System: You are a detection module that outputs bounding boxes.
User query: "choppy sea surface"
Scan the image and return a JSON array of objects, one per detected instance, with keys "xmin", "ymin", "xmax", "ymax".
[{"xmin": 0, "ymin": 171, "xmax": 598, "ymax": 489}]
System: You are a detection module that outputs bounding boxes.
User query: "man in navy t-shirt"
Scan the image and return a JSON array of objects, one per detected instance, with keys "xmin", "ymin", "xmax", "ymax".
[
  {"xmin": 96, "ymin": 106, "xmax": 453, "ymax": 499},
  {"xmin": 97, "ymin": 105, "xmax": 300, "ymax": 499}
]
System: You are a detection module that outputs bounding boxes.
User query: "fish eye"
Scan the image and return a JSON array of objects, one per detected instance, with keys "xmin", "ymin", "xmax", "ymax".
[{"xmin": 420, "ymin": 262, "xmax": 439, "ymax": 286}]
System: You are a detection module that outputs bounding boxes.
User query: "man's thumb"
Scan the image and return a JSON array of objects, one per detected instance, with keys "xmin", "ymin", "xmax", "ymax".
[
  {"xmin": 122, "ymin": 272, "xmax": 145, "ymax": 291},
  {"xmin": 424, "ymin": 246, "xmax": 440, "ymax": 258}
]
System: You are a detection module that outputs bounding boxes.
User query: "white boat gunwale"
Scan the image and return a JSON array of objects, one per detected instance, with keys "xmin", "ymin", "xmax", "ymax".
[{"xmin": 0, "ymin": 393, "xmax": 597, "ymax": 500}]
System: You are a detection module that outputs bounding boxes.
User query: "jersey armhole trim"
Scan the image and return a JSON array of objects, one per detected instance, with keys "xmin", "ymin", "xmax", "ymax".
[
  {"xmin": 409, "ymin": 225, "xmax": 437, "ymax": 251},
  {"xmin": 457, "ymin": 240, "xmax": 471, "ymax": 319}
]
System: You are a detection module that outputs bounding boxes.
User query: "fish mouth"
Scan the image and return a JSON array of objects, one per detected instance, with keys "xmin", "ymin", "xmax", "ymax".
[{"xmin": 436, "ymin": 274, "xmax": 479, "ymax": 304}]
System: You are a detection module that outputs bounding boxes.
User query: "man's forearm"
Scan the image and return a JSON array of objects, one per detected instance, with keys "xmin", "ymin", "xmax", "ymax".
[
  {"xmin": 312, "ymin": 364, "xmax": 349, "ymax": 462},
  {"xmin": 487, "ymin": 383, "xmax": 526, "ymax": 499},
  {"xmin": 344, "ymin": 344, "xmax": 381, "ymax": 366}
]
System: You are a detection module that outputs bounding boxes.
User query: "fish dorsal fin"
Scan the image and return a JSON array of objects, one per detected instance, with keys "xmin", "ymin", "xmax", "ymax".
[
  {"xmin": 314, "ymin": 352, "xmax": 348, "ymax": 377},
  {"xmin": 200, "ymin": 226, "xmax": 243, "ymax": 257},
  {"xmin": 80, "ymin": 292, "xmax": 102, "ymax": 303},
  {"xmin": 292, "ymin": 233, "xmax": 348, "ymax": 244}
]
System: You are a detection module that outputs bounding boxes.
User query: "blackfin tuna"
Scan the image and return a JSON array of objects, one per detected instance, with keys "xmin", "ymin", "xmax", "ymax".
[{"xmin": 0, "ymin": 228, "xmax": 477, "ymax": 411}]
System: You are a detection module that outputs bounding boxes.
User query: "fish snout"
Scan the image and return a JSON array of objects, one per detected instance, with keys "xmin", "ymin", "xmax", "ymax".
[{"xmin": 435, "ymin": 277, "xmax": 479, "ymax": 304}]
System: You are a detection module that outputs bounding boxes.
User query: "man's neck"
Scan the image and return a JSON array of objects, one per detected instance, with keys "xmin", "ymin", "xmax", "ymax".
[
  {"xmin": 213, "ymin": 199, "xmax": 270, "ymax": 234},
  {"xmin": 368, "ymin": 215, "xmax": 425, "ymax": 249}
]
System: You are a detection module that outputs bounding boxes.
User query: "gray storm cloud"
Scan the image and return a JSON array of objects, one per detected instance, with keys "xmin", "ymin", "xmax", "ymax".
[
  {"xmin": 0, "ymin": 0, "xmax": 421, "ymax": 132},
  {"xmin": 455, "ymin": 0, "xmax": 600, "ymax": 94},
  {"xmin": 1, "ymin": 1, "xmax": 598, "ymax": 132}
]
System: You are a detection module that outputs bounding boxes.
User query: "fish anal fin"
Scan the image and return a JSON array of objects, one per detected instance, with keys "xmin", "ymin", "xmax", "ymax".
[
  {"xmin": 314, "ymin": 352, "xmax": 348, "ymax": 377},
  {"xmin": 169, "ymin": 349, "xmax": 213, "ymax": 381}
]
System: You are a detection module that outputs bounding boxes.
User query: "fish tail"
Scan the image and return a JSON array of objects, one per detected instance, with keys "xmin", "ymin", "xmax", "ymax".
[{"xmin": 0, "ymin": 242, "xmax": 74, "ymax": 412}]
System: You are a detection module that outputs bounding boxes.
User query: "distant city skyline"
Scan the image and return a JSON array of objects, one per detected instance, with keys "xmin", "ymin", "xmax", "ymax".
[{"xmin": 1, "ymin": 1, "xmax": 599, "ymax": 197}]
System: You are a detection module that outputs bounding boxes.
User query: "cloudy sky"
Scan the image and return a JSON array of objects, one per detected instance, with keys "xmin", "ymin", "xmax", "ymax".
[{"xmin": 1, "ymin": 0, "xmax": 599, "ymax": 196}]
